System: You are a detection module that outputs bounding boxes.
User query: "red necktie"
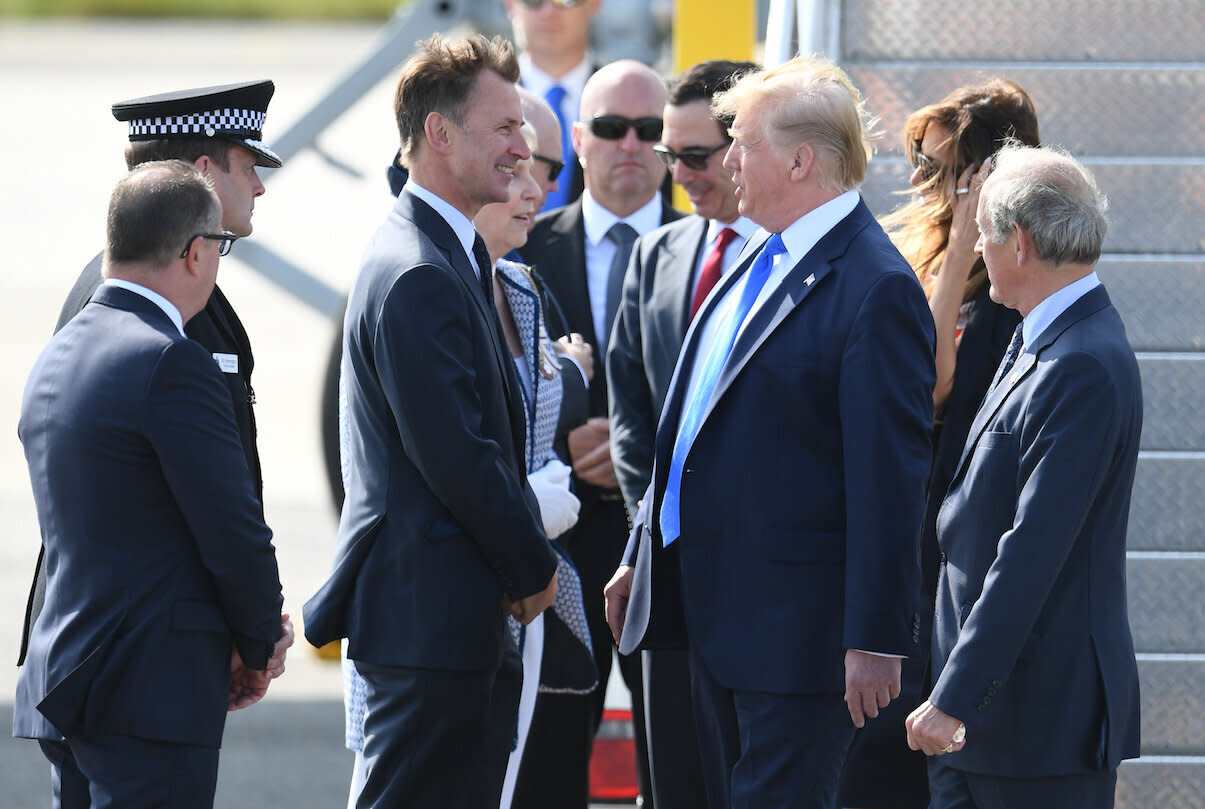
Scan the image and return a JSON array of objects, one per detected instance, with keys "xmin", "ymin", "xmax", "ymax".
[{"xmin": 690, "ymin": 227, "xmax": 738, "ymax": 319}]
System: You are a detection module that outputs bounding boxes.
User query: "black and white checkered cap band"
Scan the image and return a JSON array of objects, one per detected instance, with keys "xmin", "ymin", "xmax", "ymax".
[{"xmin": 127, "ymin": 107, "xmax": 266, "ymax": 138}]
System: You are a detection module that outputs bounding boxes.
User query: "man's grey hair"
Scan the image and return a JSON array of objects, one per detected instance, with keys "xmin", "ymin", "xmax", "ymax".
[{"xmin": 980, "ymin": 142, "xmax": 1108, "ymax": 267}]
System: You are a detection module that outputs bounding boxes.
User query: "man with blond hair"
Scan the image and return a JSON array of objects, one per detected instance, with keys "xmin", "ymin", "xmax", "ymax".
[
  {"xmin": 303, "ymin": 34, "xmax": 558, "ymax": 809},
  {"xmin": 604, "ymin": 56, "xmax": 936, "ymax": 808}
]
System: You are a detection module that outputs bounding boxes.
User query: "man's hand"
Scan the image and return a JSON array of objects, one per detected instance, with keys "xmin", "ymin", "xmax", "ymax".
[
  {"xmin": 604, "ymin": 565, "xmax": 635, "ymax": 644},
  {"xmin": 508, "ymin": 570, "xmax": 558, "ymax": 625},
  {"xmin": 265, "ymin": 613, "xmax": 295, "ymax": 679},
  {"xmin": 905, "ymin": 700, "xmax": 967, "ymax": 756},
  {"xmin": 228, "ymin": 647, "xmax": 272, "ymax": 712},
  {"xmin": 567, "ymin": 417, "xmax": 615, "ymax": 487},
  {"xmin": 555, "ymin": 333, "xmax": 594, "ymax": 381},
  {"xmin": 844, "ymin": 649, "xmax": 901, "ymax": 728}
]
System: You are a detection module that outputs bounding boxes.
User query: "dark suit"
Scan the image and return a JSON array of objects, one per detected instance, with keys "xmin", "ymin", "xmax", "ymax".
[
  {"xmin": 19, "ymin": 256, "xmax": 263, "ymax": 668},
  {"xmin": 516, "ymin": 198, "xmax": 683, "ymax": 807},
  {"xmin": 839, "ymin": 283, "xmax": 1021, "ymax": 808},
  {"xmin": 16, "ymin": 284, "xmax": 283, "ymax": 808},
  {"xmin": 928, "ymin": 284, "xmax": 1141, "ymax": 807},
  {"xmin": 620, "ymin": 198, "xmax": 935, "ymax": 808},
  {"xmin": 606, "ymin": 214, "xmax": 713, "ymax": 808},
  {"xmin": 303, "ymin": 190, "xmax": 557, "ymax": 809}
]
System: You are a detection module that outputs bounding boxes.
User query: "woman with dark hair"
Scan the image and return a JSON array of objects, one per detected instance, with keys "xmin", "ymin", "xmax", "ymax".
[{"xmin": 839, "ymin": 78, "xmax": 1041, "ymax": 809}]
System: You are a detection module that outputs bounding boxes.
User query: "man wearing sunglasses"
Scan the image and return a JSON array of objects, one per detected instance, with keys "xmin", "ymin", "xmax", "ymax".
[
  {"xmin": 518, "ymin": 58, "xmax": 682, "ymax": 808},
  {"xmin": 506, "ymin": 0, "xmax": 600, "ymax": 212},
  {"xmin": 603, "ymin": 58, "xmax": 759, "ymax": 809},
  {"xmin": 16, "ymin": 160, "xmax": 288, "ymax": 809}
]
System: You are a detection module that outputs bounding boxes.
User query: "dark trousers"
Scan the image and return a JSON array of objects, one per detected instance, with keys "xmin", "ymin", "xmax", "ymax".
[
  {"xmin": 353, "ymin": 636, "xmax": 522, "ymax": 809},
  {"xmin": 928, "ymin": 756, "xmax": 1118, "ymax": 809},
  {"xmin": 690, "ymin": 645, "xmax": 855, "ymax": 809},
  {"xmin": 515, "ymin": 495, "xmax": 651, "ymax": 807},
  {"xmin": 642, "ymin": 648, "xmax": 708, "ymax": 809},
  {"xmin": 39, "ymin": 736, "xmax": 220, "ymax": 809}
]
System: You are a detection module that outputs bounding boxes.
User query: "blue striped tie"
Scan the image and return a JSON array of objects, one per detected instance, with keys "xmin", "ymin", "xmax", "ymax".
[{"xmin": 660, "ymin": 234, "xmax": 787, "ymax": 546}]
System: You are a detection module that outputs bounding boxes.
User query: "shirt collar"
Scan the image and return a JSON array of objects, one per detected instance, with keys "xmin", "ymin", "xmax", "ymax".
[
  {"xmin": 1022, "ymin": 271, "xmax": 1101, "ymax": 349},
  {"xmin": 104, "ymin": 278, "xmax": 185, "ymax": 336},
  {"xmin": 404, "ymin": 180, "xmax": 478, "ymax": 271},
  {"xmin": 778, "ymin": 190, "xmax": 860, "ymax": 267},
  {"xmin": 581, "ymin": 190, "xmax": 664, "ymax": 246},
  {"xmin": 707, "ymin": 215, "xmax": 758, "ymax": 245},
  {"xmin": 519, "ymin": 52, "xmax": 593, "ymax": 101}
]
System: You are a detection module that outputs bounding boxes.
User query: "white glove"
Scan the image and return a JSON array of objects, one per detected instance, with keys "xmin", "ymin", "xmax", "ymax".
[{"xmin": 528, "ymin": 459, "xmax": 580, "ymax": 539}]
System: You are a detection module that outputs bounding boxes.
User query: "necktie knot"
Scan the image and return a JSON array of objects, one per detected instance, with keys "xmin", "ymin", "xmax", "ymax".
[
  {"xmin": 714, "ymin": 226, "xmax": 738, "ymax": 252},
  {"xmin": 545, "ymin": 84, "xmax": 567, "ymax": 108},
  {"xmin": 608, "ymin": 222, "xmax": 637, "ymax": 250},
  {"xmin": 762, "ymin": 232, "xmax": 786, "ymax": 260}
]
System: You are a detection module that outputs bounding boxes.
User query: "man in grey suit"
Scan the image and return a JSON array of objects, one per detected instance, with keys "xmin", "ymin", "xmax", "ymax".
[
  {"xmin": 605, "ymin": 58, "xmax": 758, "ymax": 809},
  {"xmin": 303, "ymin": 34, "xmax": 558, "ymax": 809},
  {"xmin": 906, "ymin": 144, "xmax": 1142, "ymax": 809}
]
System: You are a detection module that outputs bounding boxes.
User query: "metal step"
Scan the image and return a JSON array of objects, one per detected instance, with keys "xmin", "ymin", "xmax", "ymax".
[
  {"xmin": 1099, "ymin": 259, "xmax": 1205, "ymax": 351},
  {"xmin": 1137, "ymin": 355, "xmax": 1205, "ymax": 452},
  {"xmin": 1138, "ymin": 655, "xmax": 1205, "ymax": 756},
  {"xmin": 862, "ymin": 161, "xmax": 1205, "ymax": 254},
  {"xmin": 1127, "ymin": 554, "xmax": 1205, "ymax": 652},
  {"xmin": 840, "ymin": 0, "xmax": 1205, "ymax": 62},
  {"xmin": 1129, "ymin": 453, "xmax": 1205, "ymax": 552},
  {"xmin": 1118, "ymin": 756, "xmax": 1205, "ymax": 809},
  {"xmin": 847, "ymin": 65, "xmax": 1205, "ymax": 158}
]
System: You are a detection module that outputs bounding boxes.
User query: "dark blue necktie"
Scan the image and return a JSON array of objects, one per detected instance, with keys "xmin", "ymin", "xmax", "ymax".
[
  {"xmin": 542, "ymin": 84, "xmax": 573, "ymax": 212},
  {"xmin": 660, "ymin": 234, "xmax": 787, "ymax": 546},
  {"xmin": 991, "ymin": 324, "xmax": 1024, "ymax": 390}
]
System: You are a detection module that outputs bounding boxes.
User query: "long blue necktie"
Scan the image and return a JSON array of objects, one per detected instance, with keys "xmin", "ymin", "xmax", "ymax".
[
  {"xmin": 542, "ymin": 84, "xmax": 573, "ymax": 212},
  {"xmin": 660, "ymin": 234, "xmax": 787, "ymax": 546}
]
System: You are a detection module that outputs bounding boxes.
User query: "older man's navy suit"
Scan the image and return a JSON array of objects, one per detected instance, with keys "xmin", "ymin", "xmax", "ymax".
[
  {"xmin": 620, "ymin": 198, "xmax": 935, "ymax": 807},
  {"xmin": 928, "ymin": 284, "xmax": 1141, "ymax": 806},
  {"xmin": 16, "ymin": 284, "xmax": 283, "ymax": 807}
]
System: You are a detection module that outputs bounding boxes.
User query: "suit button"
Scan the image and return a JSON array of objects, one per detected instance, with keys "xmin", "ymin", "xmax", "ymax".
[
  {"xmin": 992, "ymin": 679, "xmax": 1002, "ymax": 687},
  {"xmin": 978, "ymin": 705, "xmax": 987, "ymax": 712}
]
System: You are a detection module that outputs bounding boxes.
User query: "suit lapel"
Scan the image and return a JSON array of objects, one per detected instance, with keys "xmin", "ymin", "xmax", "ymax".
[
  {"xmin": 951, "ymin": 285, "xmax": 1114, "ymax": 481},
  {"xmin": 669, "ymin": 216, "xmax": 710, "ymax": 337},
  {"xmin": 398, "ymin": 193, "xmax": 522, "ymax": 437}
]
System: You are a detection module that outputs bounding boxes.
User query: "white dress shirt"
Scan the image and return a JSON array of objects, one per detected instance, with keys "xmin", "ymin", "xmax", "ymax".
[
  {"xmin": 581, "ymin": 190, "xmax": 664, "ymax": 347},
  {"xmin": 104, "ymin": 278, "xmax": 185, "ymax": 337}
]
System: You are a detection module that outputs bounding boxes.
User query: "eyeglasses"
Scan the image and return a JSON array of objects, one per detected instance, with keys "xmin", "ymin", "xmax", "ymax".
[
  {"xmin": 180, "ymin": 231, "xmax": 239, "ymax": 258},
  {"xmin": 515, "ymin": 0, "xmax": 586, "ymax": 8},
  {"xmin": 909, "ymin": 141, "xmax": 941, "ymax": 184},
  {"xmin": 653, "ymin": 142, "xmax": 728, "ymax": 171},
  {"xmin": 588, "ymin": 115, "xmax": 664, "ymax": 142},
  {"xmin": 533, "ymin": 153, "xmax": 565, "ymax": 183}
]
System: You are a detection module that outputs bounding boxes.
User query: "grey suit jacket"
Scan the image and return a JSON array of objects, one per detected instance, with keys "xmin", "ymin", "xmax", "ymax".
[{"xmin": 606, "ymin": 215, "xmax": 709, "ymax": 516}]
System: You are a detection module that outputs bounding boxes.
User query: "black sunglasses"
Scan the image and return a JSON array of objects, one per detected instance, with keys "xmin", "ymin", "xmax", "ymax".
[
  {"xmin": 588, "ymin": 115, "xmax": 663, "ymax": 142},
  {"xmin": 180, "ymin": 231, "xmax": 238, "ymax": 258},
  {"xmin": 516, "ymin": 0, "xmax": 586, "ymax": 7},
  {"xmin": 653, "ymin": 142, "xmax": 728, "ymax": 172},
  {"xmin": 533, "ymin": 153, "xmax": 565, "ymax": 183},
  {"xmin": 909, "ymin": 140, "xmax": 941, "ymax": 184}
]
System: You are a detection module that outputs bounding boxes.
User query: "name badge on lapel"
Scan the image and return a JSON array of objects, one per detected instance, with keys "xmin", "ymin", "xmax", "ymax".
[{"xmin": 213, "ymin": 353, "xmax": 239, "ymax": 374}]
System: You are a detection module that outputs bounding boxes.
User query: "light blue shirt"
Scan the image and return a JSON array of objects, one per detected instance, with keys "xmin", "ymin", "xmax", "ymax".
[
  {"xmin": 1022, "ymin": 271, "xmax": 1101, "ymax": 351},
  {"xmin": 404, "ymin": 180, "xmax": 481, "ymax": 278},
  {"xmin": 104, "ymin": 278, "xmax": 185, "ymax": 337},
  {"xmin": 519, "ymin": 52, "xmax": 593, "ymax": 125}
]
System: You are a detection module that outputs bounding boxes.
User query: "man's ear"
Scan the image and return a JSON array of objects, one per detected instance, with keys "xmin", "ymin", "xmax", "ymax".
[
  {"xmin": 1012, "ymin": 222, "xmax": 1030, "ymax": 266},
  {"xmin": 193, "ymin": 155, "xmax": 212, "ymax": 176},
  {"xmin": 424, "ymin": 112, "xmax": 455, "ymax": 156},
  {"xmin": 789, "ymin": 143, "xmax": 815, "ymax": 182}
]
